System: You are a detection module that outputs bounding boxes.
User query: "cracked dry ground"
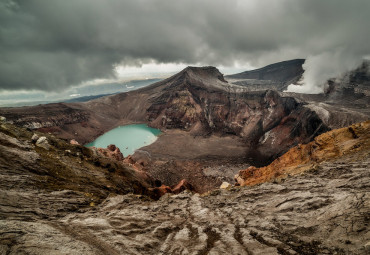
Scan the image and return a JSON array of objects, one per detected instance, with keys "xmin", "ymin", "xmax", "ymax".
[{"xmin": 1, "ymin": 150, "xmax": 369, "ymax": 255}]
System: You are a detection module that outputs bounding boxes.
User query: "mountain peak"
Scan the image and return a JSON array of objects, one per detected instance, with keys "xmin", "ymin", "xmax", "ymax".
[{"xmin": 181, "ymin": 66, "xmax": 227, "ymax": 83}]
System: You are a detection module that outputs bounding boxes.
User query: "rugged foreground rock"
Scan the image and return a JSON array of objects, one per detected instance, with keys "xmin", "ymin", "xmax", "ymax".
[
  {"xmin": 1, "ymin": 154, "xmax": 369, "ymax": 254},
  {"xmin": 1, "ymin": 121, "xmax": 369, "ymax": 254}
]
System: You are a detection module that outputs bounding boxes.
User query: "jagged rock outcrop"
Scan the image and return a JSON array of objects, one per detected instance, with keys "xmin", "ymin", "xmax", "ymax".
[
  {"xmin": 226, "ymin": 59, "xmax": 305, "ymax": 91},
  {"xmin": 171, "ymin": 179, "xmax": 194, "ymax": 194},
  {"xmin": 93, "ymin": 144, "xmax": 125, "ymax": 162},
  {"xmin": 235, "ymin": 120, "xmax": 370, "ymax": 186}
]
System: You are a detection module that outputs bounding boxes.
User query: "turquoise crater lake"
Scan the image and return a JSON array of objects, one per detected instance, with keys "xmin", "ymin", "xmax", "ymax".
[{"xmin": 85, "ymin": 124, "xmax": 161, "ymax": 156}]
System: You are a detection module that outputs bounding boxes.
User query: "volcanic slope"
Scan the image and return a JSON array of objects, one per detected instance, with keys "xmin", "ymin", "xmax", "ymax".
[
  {"xmin": 282, "ymin": 61, "xmax": 370, "ymax": 129},
  {"xmin": 226, "ymin": 59, "xmax": 370, "ymax": 130},
  {"xmin": 1, "ymin": 120, "xmax": 369, "ymax": 254},
  {"xmin": 225, "ymin": 59, "xmax": 305, "ymax": 91},
  {"xmin": 1, "ymin": 65, "xmax": 367, "ymax": 191}
]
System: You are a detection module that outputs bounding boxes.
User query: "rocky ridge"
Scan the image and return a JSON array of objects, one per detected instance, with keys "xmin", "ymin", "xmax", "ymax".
[{"xmin": 225, "ymin": 59, "xmax": 305, "ymax": 91}]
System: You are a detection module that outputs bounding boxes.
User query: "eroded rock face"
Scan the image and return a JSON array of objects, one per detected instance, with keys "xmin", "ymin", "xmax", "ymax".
[
  {"xmin": 0, "ymin": 103, "xmax": 89, "ymax": 130},
  {"xmin": 147, "ymin": 67, "xmax": 329, "ymax": 162},
  {"xmin": 236, "ymin": 120, "xmax": 370, "ymax": 186}
]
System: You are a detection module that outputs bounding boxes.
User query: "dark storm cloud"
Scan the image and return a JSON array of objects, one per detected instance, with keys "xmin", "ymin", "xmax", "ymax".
[{"xmin": 0, "ymin": 0, "xmax": 369, "ymax": 91}]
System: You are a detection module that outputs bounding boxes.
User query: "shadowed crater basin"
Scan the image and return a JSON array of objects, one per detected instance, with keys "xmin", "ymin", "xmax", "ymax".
[{"xmin": 85, "ymin": 124, "xmax": 161, "ymax": 156}]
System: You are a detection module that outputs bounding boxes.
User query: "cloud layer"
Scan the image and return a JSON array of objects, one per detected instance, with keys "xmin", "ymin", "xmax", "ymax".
[{"xmin": 0, "ymin": 0, "xmax": 369, "ymax": 92}]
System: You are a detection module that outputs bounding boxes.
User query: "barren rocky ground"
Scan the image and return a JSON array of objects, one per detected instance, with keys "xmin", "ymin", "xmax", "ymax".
[
  {"xmin": 133, "ymin": 129, "xmax": 250, "ymax": 192},
  {"xmin": 0, "ymin": 121, "xmax": 369, "ymax": 254},
  {"xmin": 1, "ymin": 152, "xmax": 369, "ymax": 254}
]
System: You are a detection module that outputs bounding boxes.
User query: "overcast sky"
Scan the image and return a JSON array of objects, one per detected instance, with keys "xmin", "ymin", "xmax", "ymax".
[{"xmin": 0, "ymin": 0, "xmax": 369, "ymax": 93}]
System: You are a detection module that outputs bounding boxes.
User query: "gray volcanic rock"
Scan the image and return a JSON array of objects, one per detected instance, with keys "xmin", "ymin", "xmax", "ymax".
[
  {"xmin": 1, "ymin": 143, "xmax": 368, "ymax": 254},
  {"xmin": 324, "ymin": 60, "xmax": 370, "ymax": 101},
  {"xmin": 325, "ymin": 60, "xmax": 370, "ymax": 96},
  {"xmin": 0, "ymin": 103, "xmax": 89, "ymax": 129},
  {"xmin": 281, "ymin": 61, "xmax": 370, "ymax": 130},
  {"xmin": 226, "ymin": 59, "xmax": 305, "ymax": 91}
]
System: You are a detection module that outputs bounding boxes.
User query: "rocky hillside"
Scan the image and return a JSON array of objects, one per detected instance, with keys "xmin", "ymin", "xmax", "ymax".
[
  {"xmin": 1, "ymin": 120, "xmax": 369, "ymax": 254},
  {"xmin": 236, "ymin": 120, "xmax": 370, "ymax": 186},
  {"xmin": 0, "ymin": 121, "xmax": 193, "ymax": 202},
  {"xmin": 146, "ymin": 67, "xmax": 328, "ymax": 159},
  {"xmin": 225, "ymin": 59, "xmax": 305, "ymax": 91}
]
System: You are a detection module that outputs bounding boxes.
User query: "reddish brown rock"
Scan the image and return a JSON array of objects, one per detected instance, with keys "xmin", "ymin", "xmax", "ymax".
[
  {"xmin": 148, "ymin": 179, "xmax": 194, "ymax": 199},
  {"xmin": 123, "ymin": 155, "xmax": 136, "ymax": 165},
  {"xmin": 107, "ymin": 144, "xmax": 117, "ymax": 151},
  {"xmin": 171, "ymin": 179, "xmax": 194, "ymax": 194},
  {"xmin": 151, "ymin": 185, "xmax": 173, "ymax": 198},
  {"xmin": 235, "ymin": 120, "xmax": 370, "ymax": 186},
  {"xmin": 96, "ymin": 144, "xmax": 124, "ymax": 162}
]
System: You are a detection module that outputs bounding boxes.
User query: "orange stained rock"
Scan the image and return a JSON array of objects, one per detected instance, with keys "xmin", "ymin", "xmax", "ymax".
[{"xmin": 236, "ymin": 120, "xmax": 370, "ymax": 186}]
